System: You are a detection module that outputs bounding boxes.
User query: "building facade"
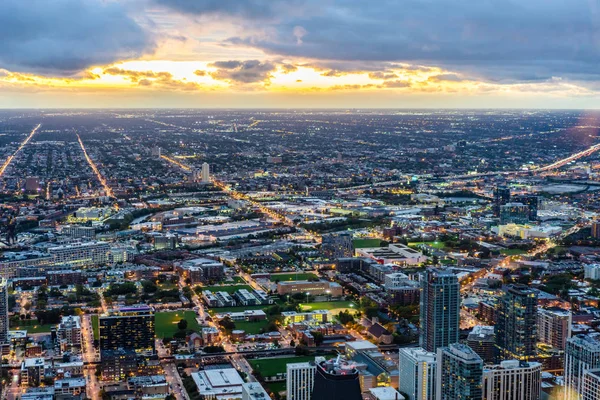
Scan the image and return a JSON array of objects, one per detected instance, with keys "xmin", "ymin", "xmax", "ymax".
[
  {"xmin": 287, "ymin": 362, "xmax": 316, "ymax": 400},
  {"xmin": 398, "ymin": 347, "xmax": 437, "ymax": 400},
  {"xmin": 495, "ymin": 285, "xmax": 538, "ymax": 361},
  {"xmin": 436, "ymin": 344, "xmax": 483, "ymax": 400},
  {"xmin": 564, "ymin": 335, "xmax": 600, "ymax": 400},
  {"xmin": 99, "ymin": 306, "xmax": 155, "ymax": 353},
  {"xmin": 420, "ymin": 269, "xmax": 460, "ymax": 352},
  {"xmin": 482, "ymin": 360, "xmax": 542, "ymax": 400}
]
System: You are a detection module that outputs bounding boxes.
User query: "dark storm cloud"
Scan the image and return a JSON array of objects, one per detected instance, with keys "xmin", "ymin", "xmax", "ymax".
[
  {"xmin": 0, "ymin": 0, "xmax": 155, "ymax": 76},
  {"xmin": 159, "ymin": 0, "xmax": 600, "ymax": 81},
  {"xmin": 209, "ymin": 60, "xmax": 277, "ymax": 83},
  {"xmin": 153, "ymin": 0, "xmax": 306, "ymax": 19}
]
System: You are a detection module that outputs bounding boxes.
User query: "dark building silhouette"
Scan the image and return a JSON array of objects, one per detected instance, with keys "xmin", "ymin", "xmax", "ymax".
[
  {"xmin": 494, "ymin": 186, "xmax": 511, "ymax": 217},
  {"xmin": 311, "ymin": 357, "xmax": 362, "ymax": 400}
]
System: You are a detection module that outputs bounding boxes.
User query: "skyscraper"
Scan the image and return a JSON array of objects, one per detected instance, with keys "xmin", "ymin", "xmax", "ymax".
[
  {"xmin": 494, "ymin": 186, "xmax": 511, "ymax": 217},
  {"xmin": 564, "ymin": 335, "xmax": 600, "ymax": 400},
  {"xmin": 495, "ymin": 285, "xmax": 538, "ymax": 361},
  {"xmin": 537, "ymin": 307, "xmax": 571, "ymax": 351},
  {"xmin": 0, "ymin": 279, "xmax": 8, "ymax": 344},
  {"xmin": 311, "ymin": 357, "xmax": 362, "ymax": 400},
  {"xmin": 436, "ymin": 344, "xmax": 483, "ymax": 400},
  {"xmin": 398, "ymin": 347, "xmax": 437, "ymax": 400},
  {"xmin": 201, "ymin": 162, "xmax": 210, "ymax": 183},
  {"xmin": 287, "ymin": 361, "xmax": 316, "ymax": 400},
  {"xmin": 99, "ymin": 305, "xmax": 155, "ymax": 353},
  {"xmin": 482, "ymin": 360, "xmax": 542, "ymax": 400},
  {"xmin": 512, "ymin": 194, "xmax": 539, "ymax": 221},
  {"xmin": 420, "ymin": 269, "xmax": 460, "ymax": 352}
]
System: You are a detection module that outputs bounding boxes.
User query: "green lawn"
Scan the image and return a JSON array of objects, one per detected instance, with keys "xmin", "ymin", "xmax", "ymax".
[
  {"xmin": 409, "ymin": 241, "xmax": 446, "ymax": 249},
  {"xmin": 298, "ymin": 301, "xmax": 357, "ymax": 311},
  {"xmin": 249, "ymin": 356, "xmax": 322, "ymax": 377},
  {"xmin": 352, "ymin": 238, "xmax": 383, "ymax": 249},
  {"xmin": 201, "ymin": 285, "xmax": 253, "ymax": 294},
  {"xmin": 92, "ymin": 315, "xmax": 99, "ymax": 340},
  {"xmin": 499, "ymin": 248, "xmax": 527, "ymax": 256},
  {"xmin": 233, "ymin": 320, "xmax": 270, "ymax": 335},
  {"xmin": 270, "ymin": 273, "xmax": 318, "ymax": 282},
  {"xmin": 265, "ymin": 382, "xmax": 286, "ymax": 396},
  {"xmin": 10, "ymin": 320, "xmax": 54, "ymax": 334},
  {"xmin": 155, "ymin": 311, "xmax": 201, "ymax": 338}
]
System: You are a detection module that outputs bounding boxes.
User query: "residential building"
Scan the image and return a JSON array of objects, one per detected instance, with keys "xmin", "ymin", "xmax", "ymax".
[
  {"xmin": 499, "ymin": 203, "xmax": 530, "ymax": 225},
  {"xmin": 242, "ymin": 382, "xmax": 272, "ymax": 400},
  {"xmin": 57, "ymin": 315, "xmax": 82, "ymax": 354},
  {"xmin": 321, "ymin": 233, "xmax": 353, "ymax": 259},
  {"xmin": 0, "ymin": 279, "xmax": 8, "ymax": 344},
  {"xmin": 287, "ymin": 362, "xmax": 316, "ymax": 400},
  {"xmin": 420, "ymin": 269, "xmax": 460, "ymax": 352},
  {"xmin": 436, "ymin": 344, "xmax": 483, "ymax": 400},
  {"xmin": 537, "ymin": 308, "xmax": 571, "ymax": 350},
  {"xmin": 495, "ymin": 285, "xmax": 538, "ymax": 361},
  {"xmin": 467, "ymin": 326, "xmax": 496, "ymax": 363},
  {"xmin": 581, "ymin": 369, "xmax": 600, "ymax": 400},
  {"xmin": 564, "ymin": 334, "xmax": 600, "ymax": 400},
  {"xmin": 398, "ymin": 347, "xmax": 437, "ymax": 400},
  {"xmin": 47, "ymin": 241, "xmax": 110, "ymax": 267},
  {"xmin": 482, "ymin": 360, "xmax": 542, "ymax": 400},
  {"xmin": 99, "ymin": 306, "xmax": 155, "ymax": 353}
]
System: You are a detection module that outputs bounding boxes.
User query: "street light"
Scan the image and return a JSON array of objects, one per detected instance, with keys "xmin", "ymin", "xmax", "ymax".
[{"xmin": 306, "ymin": 292, "xmax": 310, "ymax": 304}]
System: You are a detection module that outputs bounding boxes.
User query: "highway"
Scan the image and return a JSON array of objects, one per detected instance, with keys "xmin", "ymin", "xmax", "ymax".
[{"xmin": 0, "ymin": 124, "xmax": 41, "ymax": 179}]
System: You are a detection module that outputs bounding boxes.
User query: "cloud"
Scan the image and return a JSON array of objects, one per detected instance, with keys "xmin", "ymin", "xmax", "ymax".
[
  {"xmin": 103, "ymin": 68, "xmax": 173, "ymax": 82},
  {"xmin": 368, "ymin": 72, "xmax": 398, "ymax": 80},
  {"xmin": 215, "ymin": 0, "xmax": 600, "ymax": 81},
  {"xmin": 0, "ymin": 0, "xmax": 155, "ymax": 76},
  {"xmin": 194, "ymin": 70, "xmax": 207, "ymax": 76},
  {"xmin": 153, "ymin": 0, "xmax": 307, "ymax": 19},
  {"xmin": 381, "ymin": 80, "xmax": 411, "ymax": 88},
  {"xmin": 209, "ymin": 60, "xmax": 277, "ymax": 84},
  {"xmin": 428, "ymin": 74, "xmax": 465, "ymax": 82}
]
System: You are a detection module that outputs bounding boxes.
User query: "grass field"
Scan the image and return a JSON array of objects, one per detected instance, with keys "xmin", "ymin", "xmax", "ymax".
[
  {"xmin": 265, "ymin": 382, "xmax": 286, "ymax": 396},
  {"xmin": 499, "ymin": 248, "xmax": 527, "ymax": 256},
  {"xmin": 201, "ymin": 285, "xmax": 253, "ymax": 294},
  {"xmin": 10, "ymin": 320, "xmax": 54, "ymax": 334},
  {"xmin": 249, "ymin": 356, "xmax": 326, "ymax": 377},
  {"xmin": 299, "ymin": 301, "xmax": 357, "ymax": 313},
  {"xmin": 270, "ymin": 273, "xmax": 318, "ymax": 282},
  {"xmin": 409, "ymin": 241, "xmax": 446, "ymax": 249},
  {"xmin": 352, "ymin": 238, "xmax": 383, "ymax": 249},
  {"xmin": 234, "ymin": 320, "xmax": 270, "ymax": 334},
  {"xmin": 92, "ymin": 315, "xmax": 99, "ymax": 340},
  {"xmin": 155, "ymin": 311, "xmax": 201, "ymax": 338}
]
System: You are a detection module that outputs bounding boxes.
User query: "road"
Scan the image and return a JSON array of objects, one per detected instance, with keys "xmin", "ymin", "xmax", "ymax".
[
  {"xmin": 77, "ymin": 133, "xmax": 114, "ymax": 197},
  {"xmin": 81, "ymin": 314, "xmax": 100, "ymax": 400},
  {"xmin": 0, "ymin": 124, "xmax": 41, "ymax": 179}
]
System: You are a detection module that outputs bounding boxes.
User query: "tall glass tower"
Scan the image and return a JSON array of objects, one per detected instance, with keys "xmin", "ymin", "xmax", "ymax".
[
  {"xmin": 420, "ymin": 269, "xmax": 460, "ymax": 352},
  {"xmin": 495, "ymin": 285, "xmax": 538, "ymax": 361}
]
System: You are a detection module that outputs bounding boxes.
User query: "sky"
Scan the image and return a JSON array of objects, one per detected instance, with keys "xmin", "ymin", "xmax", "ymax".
[{"xmin": 2, "ymin": 0, "xmax": 600, "ymax": 108}]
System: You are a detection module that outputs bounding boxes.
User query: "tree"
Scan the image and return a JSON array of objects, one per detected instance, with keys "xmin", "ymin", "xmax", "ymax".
[{"xmin": 177, "ymin": 319, "xmax": 188, "ymax": 331}]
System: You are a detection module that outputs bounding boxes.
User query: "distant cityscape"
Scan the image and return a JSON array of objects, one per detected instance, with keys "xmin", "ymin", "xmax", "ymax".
[{"xmin": 3, "ymin": 109, "xmax": 600, "ymax": 400}]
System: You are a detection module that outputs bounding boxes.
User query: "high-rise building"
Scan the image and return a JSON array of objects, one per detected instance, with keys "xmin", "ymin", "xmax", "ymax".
[
  {"xmin": 467, "ymin": 325, "xmax": 496, "ymax": 363},
  {"xmin": 581, "ymin": 369, "xmax": 600, "ymax": 400},
  {"xmin": 512, "ymin": 195, "xmax": 539, "ymax": 221},
  {"xmin": 537, "ymin": 308, "xmax": 571, "ymax": 351},
  {"xmin": 0, "ymin": 279, "xmax": 8, "ymax": 344},
  {"xmin": 494, "ymin": 186, "xmax": 511, "ymax": 216},
  {"xmin": 495, "ymin": 285, "xmax": 538, "ymax": 361},
  {"xmin": 420, "ymin": 269, "xmax": 460, "ymax": 352},
  {"xmin": 436, "ymin": 344, "xmax": 483, "ymax": 400},
  {"xmin": 99, "ymin": 306, "xmax": 155, "ymax": 353},
  {"xmin": 311, "ymin": 357, "xmax": 362, "ymax": 400},
  {"xmin": 398, "ymin": 347, "xmax": 437, "ymax": 400},
  {"xmin": 591, "ymin": 222, "xmax": 600, "ymax": 239},
  {"xmin": 499, "ymin": 203, "xmax": 530, "ymax": 225},
  {"xmin": 287, "ymin": 362, "xmax": 316, "ymax": 400},
  {"xmin": 201, "ymin": 162, "xmax": 210, "ymax": 183},
  {"xmin": 564, "ymin": 335, "xmax": 600, "ymax": 400},
  {"xmin": 321, "ymin": 232, "xmax": 353, "ymax": 259},
  {"xmin": 482, "ymin": 360, "xmax": 542, "ymax": 400}
]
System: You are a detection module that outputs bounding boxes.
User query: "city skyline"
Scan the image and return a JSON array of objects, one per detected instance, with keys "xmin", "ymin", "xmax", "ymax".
[{"xmin": 2, "ymin": 0, "xmax": 600, "ymax": 108}]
